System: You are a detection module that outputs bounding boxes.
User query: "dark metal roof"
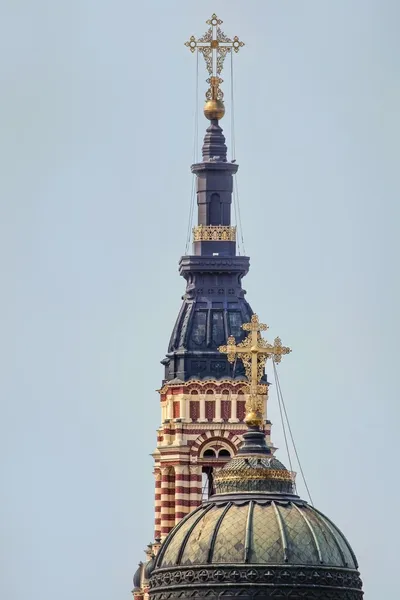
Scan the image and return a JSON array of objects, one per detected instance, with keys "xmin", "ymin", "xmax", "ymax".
[{"xmin": 161, "ymin": 121, "xmax": 261, "ymax": 383}]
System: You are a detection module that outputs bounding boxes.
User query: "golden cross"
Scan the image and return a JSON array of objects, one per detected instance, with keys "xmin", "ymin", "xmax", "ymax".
[
  {"xmin": 185, "ymin": 14, "xmax": 244, "ymax": 100},
  {"xmin": 218, "ymin": 315, "xmax": 291, "ymax": 425}
]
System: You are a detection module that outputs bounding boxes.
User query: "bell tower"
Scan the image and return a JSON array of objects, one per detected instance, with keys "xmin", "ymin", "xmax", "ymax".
[
  {"xmin": 133, "ymin": 14, "xmax": 274, "ymax": 600},
  {"xmin": 153, "ymin": 14, "xmax": 273, "ymax": 544}
]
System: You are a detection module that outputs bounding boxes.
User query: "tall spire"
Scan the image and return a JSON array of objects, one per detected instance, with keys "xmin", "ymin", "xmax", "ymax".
[
  {"xmin": 184, "ymin": 14, "xmax": 245, "ymax": 259},
  {"xmin": 162, "ymin": 14, "xmax": 251, "ymax": 384}
]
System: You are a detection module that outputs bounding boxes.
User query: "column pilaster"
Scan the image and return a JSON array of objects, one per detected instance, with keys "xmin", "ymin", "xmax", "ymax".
[
  {"xmin": 229, "ymin": 395, "xmax": 239, "ymax": 422},
  {"xmin": 179, "ymin": 396, "xmax": 186, "ymax": 420},
  {"xmin": 214, "ymin": 395, "xmax": 221, "ymax": 421},
  {"xmin": 174, "ymin": 465, "xmax": 190, "ymax": 524},
  {"xmin": 160, "ymin": 466, "xmax": 175, "ymax": 540},
  {"xmin": 199, "ymin": 397, "xmax": 206, "ymax": 422},
  {"xmin": 189, "ymin": 465, "xmax": 202, "ymax": 509},
  {"xmin": 153, "ymin": 468, "xmax": 161, "ymax": 540}
]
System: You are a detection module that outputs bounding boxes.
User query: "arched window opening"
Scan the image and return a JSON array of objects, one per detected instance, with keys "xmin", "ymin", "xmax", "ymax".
[
  {"xmin": 203, "ymin": 449, "xmax": 216, "ymax": 458},
  {"xmin": 209, "ymin": 193, "xmax": 222, "ymax": 225},
  {"xmin": 190, "ymin": 389, "xmax": 199, "ymax": 395},
  {"xmin": 218, "ymin": 449, "xmax": 231, "ymax": 458}
]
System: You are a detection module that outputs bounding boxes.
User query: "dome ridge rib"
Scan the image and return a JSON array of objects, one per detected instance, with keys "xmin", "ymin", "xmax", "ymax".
[
  {"xmin": 312, "ymin": 506, "xmax": 359, "ymax": 569},
  {"xmin": 243, "ymin": 500, "xmax": 254, "ymax": 564},
  {"xmin": 207, "ymin": 502, "xmax": 232, "ymax": 563},
  {"xmin": 292, "ymin": 502, "xmax": 323, "ymax": 564},
  {"xmin": 271, "ymin": 501, "xmax": 288, "ymax": 563}
]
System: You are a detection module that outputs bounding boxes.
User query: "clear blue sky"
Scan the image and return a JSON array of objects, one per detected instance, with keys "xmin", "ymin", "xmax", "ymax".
[{"xmin": 1, "ymin": 1, "xmax": 399, "ymax": 598}]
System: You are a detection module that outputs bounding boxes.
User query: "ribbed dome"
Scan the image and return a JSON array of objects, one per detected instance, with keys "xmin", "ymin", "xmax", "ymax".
[{"xmin": 156, "ymin": 499, "xmax": 358, "ymax": 569}]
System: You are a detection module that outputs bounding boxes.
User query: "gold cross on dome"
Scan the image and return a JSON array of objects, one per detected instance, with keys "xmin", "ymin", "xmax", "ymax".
[
  {"xmin": 185, "ymin": 14, "xmax": 244, "ymax": 100},
  {"xmin": 218, "ymin": 315, "xmax": 291, "ymax": 425}
]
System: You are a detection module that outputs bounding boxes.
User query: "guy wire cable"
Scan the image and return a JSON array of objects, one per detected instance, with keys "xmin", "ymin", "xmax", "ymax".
[
  {"xmin": 273, "ymin": 361, "xmax": 314, "ymax": 506},
  {"xmin": 185, "ymin": 50, "xmax": 199, "ymax": 254}
]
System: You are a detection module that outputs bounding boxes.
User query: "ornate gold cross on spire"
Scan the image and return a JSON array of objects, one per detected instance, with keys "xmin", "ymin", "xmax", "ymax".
[
  {"xmin": 218, "ymin": 315, "xmax": 291, "ymax": 427},
  {"xmin": 185, "ymin": 14, "xmax": 244, "ymax": 118}
]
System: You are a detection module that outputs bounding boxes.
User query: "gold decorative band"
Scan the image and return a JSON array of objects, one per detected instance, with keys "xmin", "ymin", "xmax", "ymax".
[
  {"xmin": 193, "ymin": 225, "xmax": 236, "ymax": 242},
  {"xmin": 214, "ymin": 469, "xmax": 295, "ymax": 483}
]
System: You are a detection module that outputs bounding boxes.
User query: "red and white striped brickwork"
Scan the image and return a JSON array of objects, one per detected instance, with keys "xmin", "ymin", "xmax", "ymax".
[
  {"xmin": 153, "ymin": 380, "xmax": 273, "ymax": 540},
  {"xmin": 153, "ymin": 469, "xmax": 161, "ymax": 540},
  {"xmin": 160, "ymin": 466, "xmax": 175, "ymax": 538}
]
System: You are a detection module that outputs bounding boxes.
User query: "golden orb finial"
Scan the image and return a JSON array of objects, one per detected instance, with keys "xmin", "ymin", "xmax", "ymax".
[
  {"xmin": 245, "ymin": 410, "xmax": 263, "ymax": 427},
  {"xmin": 204, "ymin": 98, "xmax": 225, "ymax": 120}
]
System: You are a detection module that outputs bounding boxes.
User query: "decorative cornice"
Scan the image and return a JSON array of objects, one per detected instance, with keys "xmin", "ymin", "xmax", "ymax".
[
  {"xmin": 150, "ymin": 565, "xmax": 363, "ymax": 597},
  {"xmin": 158, "ymin": 379, "xmax": 268, "ymax": 395},
  {"xmin": 214, "ymin": 468, "xmax": 294, "ymax": 483},
  {"xmin": 179, "ymin": 255, "xmax": 249, "ymax": 276},
  {"xmin": 193, "ymin": 225, "xmax": 236, "ymax": 242}
]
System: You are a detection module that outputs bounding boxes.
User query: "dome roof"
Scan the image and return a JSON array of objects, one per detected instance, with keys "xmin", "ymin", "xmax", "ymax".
[
  {"xmin": 132, "ymin": 562, "xmax": 143, "ymax": 591},
  {"xmin": 156, "ymin": 499, "xmax": 358, "ymax": 569}
]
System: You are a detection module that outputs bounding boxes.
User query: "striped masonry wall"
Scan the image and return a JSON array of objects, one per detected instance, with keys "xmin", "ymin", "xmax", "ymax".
[
  {"xmin": 174, "ymin": 465, "xmax": 190, "ymax": 523},
  {"xmin": 189, "ymin": 465, "xmax": 202, "ymax": 509},
  {"xmin": 160, "ymin": 466, "xmax": 175, "ymax": 539},
  {"xmin": 154, "ymin": 469, "xmax": 161, "ymax": 540}
]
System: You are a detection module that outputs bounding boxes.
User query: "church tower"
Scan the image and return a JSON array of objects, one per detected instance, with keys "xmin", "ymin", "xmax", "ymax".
[
  {"xmin": 152, "ymin": 14, "xmax": 271, "ymax": 544},
  {"xmin": 133, "ymin": 14, "xmax": 364, "ymax": 600},
  {"xmin": 133, "ymin": 14, "xmax": 271, "ymax": 598}
]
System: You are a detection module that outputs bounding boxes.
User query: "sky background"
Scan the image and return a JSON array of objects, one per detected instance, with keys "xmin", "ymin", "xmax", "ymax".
[{"xmin": 1, "ymin": 1, "xmax": 399, "ymax": 598}]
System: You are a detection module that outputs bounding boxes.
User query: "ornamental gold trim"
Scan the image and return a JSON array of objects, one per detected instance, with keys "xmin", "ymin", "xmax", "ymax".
[
  {"xmin": 193, "ymin": 225, "xmax": 236, "ymax": 242},
  {"xmin": 185, "ymin": 14, "xmax": 244, "ymax": 101},
  {"xmin": 218, "ymin": 315, "xmax": 291, "ymax": 426},
  {"xmin": 214, "ymin": 468, "xmax": 295, "ymax": 483}
]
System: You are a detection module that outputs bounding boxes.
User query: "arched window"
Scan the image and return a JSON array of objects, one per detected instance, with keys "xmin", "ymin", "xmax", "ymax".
[
  {"xmin": 209, "ymin": 193, "xmax": 222, "ymax": 225},
  {"xmin": 203, "ymin": 449, "xmax": 216, "ymax": 458},
  {"xmin": 218, "ymin": 449, "xmax": 231, "ymax": 458}
]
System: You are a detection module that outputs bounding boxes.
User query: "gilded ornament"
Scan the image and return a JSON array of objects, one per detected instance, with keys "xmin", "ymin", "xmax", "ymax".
[
  {"xmin": 193, "ymin": 225, "xmax": 236, "ymax": 242},
  {"xmin": 214, "ymin": 468, "xmax": 295, "ymax": 483},
  {"xmin": 185, "ymin": 14, "xmax": 244, "ymax": 119},
  {"xmin": 218, "ymin": 314, "xmax": 291, "ymax": 425}
]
